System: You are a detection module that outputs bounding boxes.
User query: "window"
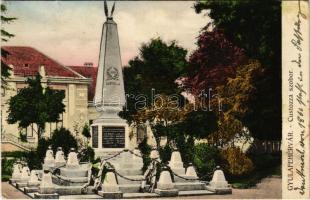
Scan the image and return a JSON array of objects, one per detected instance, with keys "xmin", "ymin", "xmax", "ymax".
[{"xmin": 92, "ymin": 126, "xmax": 98, "ymax": 148}]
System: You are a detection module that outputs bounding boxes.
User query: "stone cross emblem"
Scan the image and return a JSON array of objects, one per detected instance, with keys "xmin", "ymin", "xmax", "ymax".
[{"xmin": 107, "ymin": 67, "xmax": 119, "ymax": 81}]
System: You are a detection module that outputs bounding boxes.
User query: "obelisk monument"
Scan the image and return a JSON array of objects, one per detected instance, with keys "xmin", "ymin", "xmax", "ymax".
[{"xmin": 91, "ymin": 1, "xmax": 129, "ymax": 155}]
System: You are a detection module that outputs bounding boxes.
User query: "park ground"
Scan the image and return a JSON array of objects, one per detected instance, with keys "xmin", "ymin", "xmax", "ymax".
[{"xmin": 1, "ymin": 176, "xmax": 281, "ymax": 199}]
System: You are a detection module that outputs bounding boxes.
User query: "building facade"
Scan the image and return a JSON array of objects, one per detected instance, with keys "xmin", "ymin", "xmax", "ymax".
[
  {"xmin": 1, "ymin": 46, "xmax": 92, "ymax": 151},
  {"xmin": 1, "ymin": 46, "xmax": 153, "ymax": 152}
]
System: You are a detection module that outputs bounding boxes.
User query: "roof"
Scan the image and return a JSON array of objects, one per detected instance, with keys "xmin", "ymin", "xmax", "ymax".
[
  {"xmin": 68, "ymin": 66, "xmax": 98, "ymax": 101},
  {"xmin": 1, "ymin": 46, "xmax": 82, "ymax": 78}
]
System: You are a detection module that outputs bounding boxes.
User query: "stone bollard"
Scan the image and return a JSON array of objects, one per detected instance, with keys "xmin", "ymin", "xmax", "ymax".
[
  {"xmin": 185, "ymin": 163, "xmax": 198, "ymax": 180},
  {"xmin": 34, "ymin": 170, "xmax": 59, "ymax": 199},
  {"xmin": 10, "ymin": 162, "xmax": 22, "ymax": 183},
  {"xmin": 55, "ymin": 147, "xmax": 66, "ymax": 167},
  {"xmin": 66, "ymin": 148, "xmax": 79, "ymax": 169},
  {"xmin": 28, "ymin": 170, "xmax": 40, "ymax": 187},
  {"xmin": 24, "ymin": 170, "xmax": 41, "ymax": 193},
  {"xmin": 16, "ymin": 166, "xmax": 31, "ymax": 188},
  {"xmin": 155, "ymin": 167, "xmax": 178, "ymax": 197},
  {"xmin": 168, "ymin": 149, "xmax": 185, "ymax": 175},
  {"xmin": 98, "ymin": 169, "xmax": 123, "ymax": 199},
  {"xmin": 206, "ymin": 166, "xmax": 232, "ymax": 194},
  {"xmin": 43, "ymin": 146, "xmax": 55, "ymax": 170}
]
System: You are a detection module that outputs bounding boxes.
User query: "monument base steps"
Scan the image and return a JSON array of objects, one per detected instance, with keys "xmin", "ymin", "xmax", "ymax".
[
  {"xmin": 205, "ymin": 186, "xmax": 232, "ymax": 194},
  {"xmin": 174, "ymin": 182, "xmax": 206, "ymax": 191},
  {"xmin": 119, "ymin": 184, "xmax": 143, "ymax": 193},
  {"xmin": 9, "ymin": 179, "xmax": 20, "ymax": 184},
  {"xmin": 24, "ymin": 186, "xmax": 39, "ymax": 193},
  {"xmin": 117, "ymin": 175, "xmax": 144, "ymax": 184},
  {"xmin": 52, "ymin": 176, "xmax": 88, "ymax": 186},
  {"xmin": 34, "ymin": 192, "xmax": 59, "ymax": 199},
  {"xmin": 154, "ymin": 188, "xmax": 179, "ymax": 197},
  {"xmin": 178, "ymin": 190, "xmax": 215, "ymax": 196},
  {"xmin": 60, "ymin": 168, "xmax": 88, "ymax": 177},
  {"xmin": 174, "ymin": 176, "xmax": 199, "ymax": 182},
  {"xmin": 55, "ymin": 186, "xmax": 84, "ymax": 195},
  {"xmin": 98, "ymin": 191, "xmax": 123, "ymax": 199},
  {"xmin": 16, "ymin": 182, "xmax": 28, "ymax": 189},
  {"xmin": 116, "ymin": 168, "xmax": 142, "ymax": 176}
]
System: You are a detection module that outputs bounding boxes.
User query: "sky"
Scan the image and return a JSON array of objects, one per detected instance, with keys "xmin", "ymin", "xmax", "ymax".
[{"xmin": 3, "ymin": 1, "xmax": 210, "ymax": 66}]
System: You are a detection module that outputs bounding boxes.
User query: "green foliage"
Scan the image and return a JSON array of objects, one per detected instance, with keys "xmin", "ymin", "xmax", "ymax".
[
  {"xmin": 194, "ymin": 0, "xmax": 281, "ymax": 140},
  {"xmin": 19, "ymin": 131, "xmax": 28, "ymax": 142},
  {"xmin": 36, "ymin": 138, "xmax": 51, "ymax": 165},
  {"xmin": 138, "ymin": 137, "xmax": 152, "ymax": 172},
  {"xmin": 7, "ymin": 74, "xmax": 65, "ymax": 138},
  {"xmin": 82, "ymin": 123, "xmax": 91, "ymax": 138},
  {"xmin": 1, "ymin": 157, "xmax": 15, "ymax": 177},
  {"xmin": 79, "ymin": 146, "xmax": 95, "ymax": 162},
  {"xmin": 50, "ymin": 128, "xmax": 78, "ymax": 156},
  {"xmin": 230, "ymin": 153, "xmax": 281, "ymax": 188},
  {"xmin": 193, "ymin": 143, "xmax": 221, "ymax": 180},
  {"xmin": 179, "ymin": 110, "xmax": 218, "ymax": 139},
  {"xmin": 26, "ymin": 150, "xmax": 41, "ymax": 170},
  {"xmin": 174, "ymin": 134, "xmax": 195, "ymax": 166},
  {"xmin": 220, "ymin": 147, "xmax": 254, "ymax": 176},
  {"xmin": 1, "ymin": 151, "xmax": 28, "ymax": 158},
  {"xmin": 120, "ymin": 38, "xmax": 188, "ymax": 124},
  {"xmin": 158, "ymin": 145, "xmax": 172, "ymax": 164},
  {"xmin": 1, "ymin": 3, "xmax": 16, "ymax": 87}
]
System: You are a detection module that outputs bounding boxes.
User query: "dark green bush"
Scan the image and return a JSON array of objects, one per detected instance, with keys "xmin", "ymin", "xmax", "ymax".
[
  {"xmin": 26, "ymin": 150, "xmax": 41, "ymax": 170},
  {"xmin": 79, "ymin": 146, "xmax": 95, "ymax": 162},
  {"xmin": 50, "ymin": 127, "xmax": 78, "ymax": 156},
  {"xmin": 36, "ymin": 137, "xmax": 52, "ymax": 164},
  {"xmin": 159, "ymin": 144, "xmax": 172, "ymax": 164},
  {"xmin": 1, "ymin": 157, "xmax": 16, "ymax": 177},
  {"xmin": 175, "ymin": 135, "xmax": 195, "ymax": 166},
  {"xmin": 138, "ymin": 137, "xmax": 152, "ymax": 172},
  {"xmin": 2, "ymin": 151, "xmax": 28, "ymax": 158},
  {"xmin": 193, "ymin": 143, "xmax": 221, "ymax": 180}
]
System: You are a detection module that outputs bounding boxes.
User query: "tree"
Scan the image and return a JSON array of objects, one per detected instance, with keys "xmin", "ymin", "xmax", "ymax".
[
  {"xmin": 208, "ymin": 60, "xmax": 265, "ymax": 146},
  {"xmin": 7, "ymin": 74, "xmax": 65, "ymax": 138},
  {"xmin": 183, "ymin": 28, "xmax": 246, "ymax": 96},
  {"xmin": 1, "ymin": 3, "xmax": 17, "ymax": 88},
  {"xmin": 120, "ymin": 38, "xmax": 188, "ymax": 124},
  {"xmin": 192, "ymin": 0, "xmax": 281, "ymax": 140}
]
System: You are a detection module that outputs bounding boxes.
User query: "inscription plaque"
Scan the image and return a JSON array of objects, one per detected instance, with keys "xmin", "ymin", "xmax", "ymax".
[
  {"xmin": 102, "ymin": 126, "xmax": 125, "ymax": 148},
  {"xmin": 92, "ymin": 126, "xmax": 98, "ymax": 148}
]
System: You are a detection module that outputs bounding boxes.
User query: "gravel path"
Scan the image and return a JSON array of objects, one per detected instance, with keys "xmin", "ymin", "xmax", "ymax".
[{"xmin": 1, "ymin": 177, "xmax": 281, "ymax": 199}]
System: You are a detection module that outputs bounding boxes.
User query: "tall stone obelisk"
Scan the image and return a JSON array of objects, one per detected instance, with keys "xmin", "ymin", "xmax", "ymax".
[{"xmin": 91, "ymin": 1, "xmax": 129, "ymax": 155}]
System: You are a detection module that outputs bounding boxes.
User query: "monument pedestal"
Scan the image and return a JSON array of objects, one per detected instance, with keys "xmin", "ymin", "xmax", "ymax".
[{"xmin": 91, "ymin": 117, "xmax": 129, "ymax": 157}]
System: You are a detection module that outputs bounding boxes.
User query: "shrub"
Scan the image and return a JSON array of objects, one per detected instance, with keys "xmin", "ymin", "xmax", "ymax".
[
  {"xmin": 220, "ymin": 147, "xmax": 254, "ymax": 176},
  {"xmin": 26, "ymin": 150, "xmax": 41, "ymax": 170},
  {"xmin": 36, "ymin": 137, "xmax": 51, "ymax": 164},
  {"xmin": 2, "ymin": 151, "xmax": 28, "ymax": 158},
  {"xmin": 138, "ymin": 137, "xmax": 152, "ymax": 172},
  {"xmin": 50, "ymin": 128, "xmax": 78, "ymax": 156},
  {"xmin": 1, "ymin": 158, "xmax": 16, "ymax": 177},
  {"xmin": 193, "ymin": 143, "xmax": 221, "ymax": 180},
  {"xmin": 159, "ymin": 144, "xmax": 172, "ymax": 164},
  {"xmin": 175, "ymin": 135, "xmax": 195, "ymax": 166},
  {"xmin": 79, "ymin": 146, "xmax": 95, "ymax": 162},
  {"xmin": 82, "ymin": 123, "xmax": 91, "ymax": 139}
]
